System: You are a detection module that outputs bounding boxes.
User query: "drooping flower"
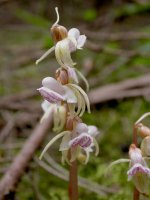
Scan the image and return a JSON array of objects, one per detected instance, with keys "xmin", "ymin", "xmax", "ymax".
[
  {"xmin": 36, "ymin": 8, "xmax": 86, "ymax": 67},
  {"xmin": 39, "ymin": 122, "xmax": 99, "ymax": 164},
  {"xmin": 128, "ymin": 144, "xmax": 150, "ymax": 195},
  {"xmin": 37, "ymin": 77, "xmax": 77, "ymax": 104},
  {"xmin": 38, "ymin": 77, "xmax": 90, "ymax": 117},
  {"xmin": 109, "ymin": 144, "xmax": 150, "ymax": 196}
]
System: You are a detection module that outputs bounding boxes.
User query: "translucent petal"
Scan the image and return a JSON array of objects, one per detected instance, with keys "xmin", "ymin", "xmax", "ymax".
[
  {"xmin": 68, "ymin": 28, "xmax": 80, "ymax": 39},
  {"xmin": 59, "ymin": 132, "xmax": 71, "ymax": 151},
  {"xmin": 57, "ymin": 106, "xmax": 66, "ymax": 132},
  {"xmin": 75, "ymin": 123, "xmax": 88, "ymax": 134},
  {"xmin": 39, "ymin": 131, "xmax": 70, "ymax": 160},
  {"xmin": 59, "ymin": 39, "xmax": 75, "ymax": 66},
  {"xmin": 77, "ymin": 35, "xmax": 86, "ymax": 49},
  {"xmin": 61, "ymin": 150, "xmax": 70, "ymax": 165},
  {"xmin": 84, "ymin": 149, "xmax": 90, "ymax": 164},
  {"xmin": 108, "ymin": 159, "xmax": 130, "ymax": 172},
  {"xmin": 67, "ymin": 67, "xmax": 79, "ymax": 83},
  {"xmin": 75, "ymin": 68, "xmax": 89, "ymax": 91},
  {"xmin": 69, "ymin": 86, "xmax": 82, "ymax": 116},
  {"xmin": 93, "ymin": 138, "xmax": 99, "ymax": 156},
  {"xmin": 40, "ymin": 106, "xmax": 53, "ymax": 123},
  {"xmin": 36, "ymin": 46, "xmax": 55, "ymax": 65},
  {"xmin": 63, "ymin": 86, "xmax": 77, "ymax": 104},
  {"xmin": 88, "ymin": 126, "xmax": 99, "ymax": 137},
  {"xmin": 55, "ymin": 39, "xmax": 76, "ymax": 68},
  {"xmin": 133, "ymin": 173, "xmax": 150, "ymax": 195},
  {"xmin": 70, "ymin": 147, "xmax": 80, "ymax": 162},
  {"xmin": 41, "ymin": 100, "xmax": 51, "ymax": 112},
  {"xmin": 53, "ymin": 105, "xmax": 61, "ymax": 132},
  {"xmin": 68, "ymin": 84, "xmax": 91, "ymax": 113},
  {"xmin": 42, "ymin": 77, "xmax": 64, "ymax": 94}
]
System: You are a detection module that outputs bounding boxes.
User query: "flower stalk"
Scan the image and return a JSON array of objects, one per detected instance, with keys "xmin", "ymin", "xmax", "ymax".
[{"xmin": 36, "ymin": 7, "xmax": 99, "ymax": 200}]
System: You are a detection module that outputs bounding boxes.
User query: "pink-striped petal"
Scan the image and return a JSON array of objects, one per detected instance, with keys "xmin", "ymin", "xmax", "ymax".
[
  {"xmin": 38, "ymin": 87, "xmax": 64, "ymax": 103},
  {"xmin": 69, "ymin": 133, "xmax": 92, "ymax": 148},
  {"xmin": 127, "ymin": 163, "xmax": 150, "ymax": 178}
]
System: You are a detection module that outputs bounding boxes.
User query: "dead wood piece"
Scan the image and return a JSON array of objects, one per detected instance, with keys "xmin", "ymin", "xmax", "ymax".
[
  {"xmin": 88, "ymin": 74, "xmax": 150, "ymax": 104},
  {"xmin": 0, "ymin": 90, "xmax": 37, "ymax": 108},
  {"xmin": 84, "ymin": 30, "xmax": 150, "ymax": 41},
  {"xmin": 0, "ymin": 120, "xmax": 14, "ymax": 143},
  {"xmin": 0, "ymin": 112, "xmax": 53, "ymax": 200},
  {"xmin": 86, "ymin": 41, "xmax": 150, "ymax": 58}
]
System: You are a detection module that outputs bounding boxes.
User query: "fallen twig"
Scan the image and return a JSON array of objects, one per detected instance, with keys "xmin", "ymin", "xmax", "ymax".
[
  {"xmin": 0, "ymin": 90, "xmax": 37, "ymax": 108},
  {"xmin": 0, "ymin": 112, "xmax": 53, "ymax": 199},
  {"xmin": 84, "ymin": 30, "xmax": 150, "ymax": 41},
  {"xmin": 88, "ymin": 74, "xmax": 150, "ymax": 104},
  {"xmin": 86, "ymin": 41, "xmax": 150, "ymax": 58}
]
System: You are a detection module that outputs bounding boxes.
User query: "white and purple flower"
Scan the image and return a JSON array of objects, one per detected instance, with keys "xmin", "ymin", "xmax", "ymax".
[
  {"xmin": 109, "ymin": 144, "xmax": 150, "ymax": 195},
  {"xmin": 39, "ymin": 122, "xmax": 99, "ymax": 164},
  {"xmin": 37, "ymin": 77, "xmax": 77, "ymax": 104},
  {"xmin": 38, "ymin": 77, "xmax": 90, "ymax": 117},
  {"xmin": 36, "ymin": 27, "xmax": 86, "ymax": 66}
]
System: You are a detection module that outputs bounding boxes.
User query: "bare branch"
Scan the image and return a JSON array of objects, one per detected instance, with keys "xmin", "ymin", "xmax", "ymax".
[{"xmin": 0, "ymin": 113, "xmax": 53, "ymax": 199}]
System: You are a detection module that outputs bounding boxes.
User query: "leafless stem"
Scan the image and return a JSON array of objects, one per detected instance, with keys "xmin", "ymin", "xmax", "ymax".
[
  {"xmin": 69, "ymin": 160, "xmax": 78, "ymax": 200},
  {"xmin": 133, "ymin": 187, "xmax": 140, "ymax": 200}
]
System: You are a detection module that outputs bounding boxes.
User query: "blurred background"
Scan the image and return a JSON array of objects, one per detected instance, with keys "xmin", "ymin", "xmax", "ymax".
[{"xmin": 1, "ymin": 0, "xmax": 150, "ymax": 199}]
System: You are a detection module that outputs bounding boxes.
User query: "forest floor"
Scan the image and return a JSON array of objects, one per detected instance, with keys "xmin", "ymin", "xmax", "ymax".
[{"xmin": 1, "ymin": 1, "xmax": 150, "ymax": 199}]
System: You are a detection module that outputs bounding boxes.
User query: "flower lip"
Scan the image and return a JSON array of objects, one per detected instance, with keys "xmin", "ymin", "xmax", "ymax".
[
  {"xmin": 127, "ymin": 163, "xmax": 150, "ymax": 178},
  {"xmin": 37, "ymin": 87, "xmax": 64, "ymax": 103},
  {"xmin": 69, "ymin": 133, "xmax": 93, "ymax": 148}
]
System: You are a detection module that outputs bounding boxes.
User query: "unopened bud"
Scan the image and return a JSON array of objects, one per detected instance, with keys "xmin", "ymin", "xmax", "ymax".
[
  {"xmin": 51, "ymin": 25, "xmax": 68, "ymax": 42},
  {"xmin": 141, "ymin": 136, "xmax": 150, "ymax": 156},
  {"xmin": 55, "ymin": 69, "xmax": 68, "ymax": 85},
  {"xmin": 136, "ymin": 123, "xmax": 150, "ymax": 138}
]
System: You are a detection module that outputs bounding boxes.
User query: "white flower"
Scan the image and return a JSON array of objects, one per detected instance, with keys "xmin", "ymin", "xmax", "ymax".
[
  {"xmin": 128, "ymin": 144, "xmax": 150, "ymax": 195},
  {"xmin": 109, "ymin": 144, "xmax": 150, "ymax": 196},
  {"xmin": 37, "ymin": 77, "xmax": 77, "ymax": 104},
  {"xmin": 38, "ymin": 77, "xmax": 90, "ymax": 117},
  {"xmin": 39, "ymin": 122, "xmax": 99, "ymax": 165},
  {"xmin": 36, "ymin": 28, "xmax": 86, "ymax": 66},
  {"xmin": 68, "ymin": 28, "xmax": 86, "ymax": 51}
]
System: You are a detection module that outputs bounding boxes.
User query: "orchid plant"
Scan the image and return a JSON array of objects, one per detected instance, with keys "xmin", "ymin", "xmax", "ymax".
[
  {"xmin": 36, "ymin": 7, "xmax": 99, "ymax": 200},
  {"xmin": 110, "ymin": 112, "xmax": 150, "ymax": 199}
]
